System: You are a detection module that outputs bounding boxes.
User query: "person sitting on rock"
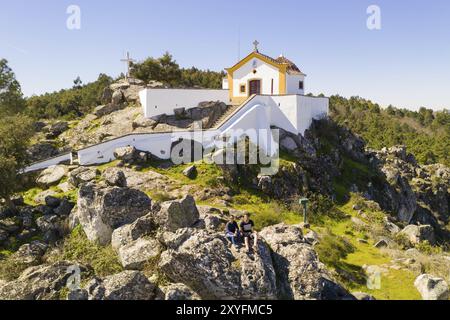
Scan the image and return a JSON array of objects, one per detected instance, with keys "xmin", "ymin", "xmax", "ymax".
[
  {"xmin": 240, "ymin": 213, "xmax": 258, "ymax": 252},
  {"xmin": 225, "ymin": 215, "xmax": 240, "ymax": 248}
]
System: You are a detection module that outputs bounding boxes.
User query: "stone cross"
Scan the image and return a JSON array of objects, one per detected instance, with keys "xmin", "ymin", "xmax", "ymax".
[
  {"xmin": 120, "ymin": 51, "xmax": 135, "ymax": 79},
  {"xmin": 253, "ymin": 40, "xmax": 260, "ymax": 52}
]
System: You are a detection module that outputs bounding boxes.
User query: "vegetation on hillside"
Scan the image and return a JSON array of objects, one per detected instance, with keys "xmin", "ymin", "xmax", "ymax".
[
  {"xmin": 330, "ymin": 95, "xmax": 450, "ymax": 166},
  {"xmin": 0, "ymin": 60, "xmax": 34, "ymax": 209},
  {"xmin": 131, "ymin": 52, "xmax": 225, "ymax": 89},
  {"xmin": 25, "ymin": 74, "xmax": 113, "ymax": 120},
  {"xmin": 0, "ymin": 59, "xmax": 26, "ymax": 115}
]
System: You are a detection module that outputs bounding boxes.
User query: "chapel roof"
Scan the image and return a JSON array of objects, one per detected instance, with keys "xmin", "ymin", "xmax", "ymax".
[
  {"xmin": 226, "ymin": 50, "xmax": 305, "ymax": 76},
  {"xmin": 275, "ymin": 55, "xmax": 304, "ymax": 75}
]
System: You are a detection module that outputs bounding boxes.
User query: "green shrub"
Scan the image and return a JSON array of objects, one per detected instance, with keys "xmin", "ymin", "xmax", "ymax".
[
  {"xmin": 416, "ymin": 241, "xmax": 443, "ymax": 255},
  {"xmin": 316, "ymin": 230, "xmax": 355, "ymax": 268},
  {"xmin": 49, "ymin": 225, "xmax": 123, "ymax": 277},
  {"xmin": 0, "ymin": 255, "xmax": 30, "ymax": 281}
]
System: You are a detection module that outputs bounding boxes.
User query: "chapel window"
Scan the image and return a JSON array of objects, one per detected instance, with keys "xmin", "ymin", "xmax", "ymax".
[{"xmin": 299, "ymin": 81, "xmax": 304, "ymax": 90}]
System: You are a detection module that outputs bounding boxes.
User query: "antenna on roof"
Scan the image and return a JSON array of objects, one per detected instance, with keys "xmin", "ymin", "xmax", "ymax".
[{"xmin": 238, "ymin": 25, "xmax": 241, "ymax": 61}]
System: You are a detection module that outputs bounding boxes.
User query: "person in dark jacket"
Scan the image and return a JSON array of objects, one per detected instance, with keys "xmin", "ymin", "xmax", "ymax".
[{"xmin": 225, "ymin": 215, "xmax": 240, "ymax": 247}]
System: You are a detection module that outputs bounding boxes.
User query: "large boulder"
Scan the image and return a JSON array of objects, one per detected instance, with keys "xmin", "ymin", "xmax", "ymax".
[
  {"xmin": 259, "ymin": 224, "xmax": 354, "ymax": 300},
  {"xmin": 414, "ymin": 274, "xmax": 449, "ymax": 300},
  {"xmin": 0, "ymin": 261, "xmax": 85, "ymax": 300},
  {"xmin": 77, "ymin": 183, "xmax": 152, "ymax": 245},
  {"xmin": 164, "ymin": 283, "xmax": 201, "ymax": 300},
  {"xmin": 111, "ymin": 213, "xmax": 157, "ymax": 250},
  {"xmin": 87, "ymin": 271, "xmax": 156, "ymax": 300},
  {"xmin": 113, "ymin": 146, "xmax": 148, "ymax": 164},
  {"xmin": 11, "ymin": 241, "xmax": 48, "ymax": 266},
  {"xmin": 186, "ymin": 101, "xmax": 228, "ymax": 128},
  {"xmin": 159, "ymin": 228, "xmax": 277, "ymax": 300},
  {"xmin": 399, "ymin": 225, "xmax": 436, "ymax": 245},
  {"xmin": 93, "ymin": 104, "xmax": 122, "ymax": 117},
  {"xmin": 156, "ymin": 195, "xmax": 200, "ymax": 232},
  {"xmin": 36, "ymin": 165, "xmax": 68, "ymax": 187},
  {"xmin": 68, "ymin": 167, "xmax": 98, "ymax": 187},
  {"xmin": 118, "ymin": 238, "xmax": 162, "ymax": 270},
  {"xmin": 102, "ymin": 168, "xmax": 127, "ymax": 187},
  {"xmin": 45, "ymin": 122, "xmax": 69, "ymax": 139}
]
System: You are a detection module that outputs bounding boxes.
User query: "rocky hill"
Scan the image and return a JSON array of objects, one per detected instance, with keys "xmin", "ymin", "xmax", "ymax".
[{"xmin": 0, "ymin": 79, "xmax": 449, "ymax": 301}]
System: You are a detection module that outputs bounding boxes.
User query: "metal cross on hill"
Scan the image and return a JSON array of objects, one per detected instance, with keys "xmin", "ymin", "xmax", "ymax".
[
  {"xmin": 121, "ymin": 51, "xmax": 135, "ymax": 79},
  {"xmin": 253, "ymin": 40, "xmax": 260, "ymax": 52}
]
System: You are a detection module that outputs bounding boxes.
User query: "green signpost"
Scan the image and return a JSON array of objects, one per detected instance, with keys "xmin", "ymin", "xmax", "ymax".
[{"xmin": 299, "ymin": 198, "xmax": 310, "ymax": 224}]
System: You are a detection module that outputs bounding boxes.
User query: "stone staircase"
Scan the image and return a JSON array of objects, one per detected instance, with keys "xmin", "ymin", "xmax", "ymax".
[{"xmin": 212, "ymin": 104, "xmax": 242, "ymax": 128}]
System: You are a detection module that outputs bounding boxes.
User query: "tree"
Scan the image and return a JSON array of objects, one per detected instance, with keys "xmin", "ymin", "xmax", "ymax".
[
  {"xmin": 73, "ymin": 76, "xmax": 83, "ymax": 89},
  {"xmin": 0, "ymin": 115, "xmax": 34, "ymax": 211},
  {"xmin": 0, "ymin": 59, "xmax": 25, "ymax": 115},
  {"xmin": 131, "ymin": 53, "xmax": 224, "ymax": 88}
]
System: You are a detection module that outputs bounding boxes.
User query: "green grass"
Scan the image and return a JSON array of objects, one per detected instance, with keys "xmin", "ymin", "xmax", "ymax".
[
  {"xmin": 313, "ymin": 197, "xmax": 422, "ymax": 300},
  {"xmin": 142, "ymin": 160, "xmax": 224, "ymax": 189},
  {"xmin": 48, "ymin": 225, "xmax": 123, "ymax": 277},
  {"xmin": 332, "ymin": 156, "xmax": 378, "ymax": 203}
]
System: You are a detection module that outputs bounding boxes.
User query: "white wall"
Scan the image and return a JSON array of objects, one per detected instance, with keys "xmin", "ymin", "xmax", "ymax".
[
  {"xmin": 286, "ymin": 74, "xmax": 305, "ymax": 95},
  {"xmin": 24, "ymin": 153, "xmax": 72, "ymax": 173},
  {"xmin": 297, "ymin": 96, "xmax": 329, "ymax": 135},
  {"xmin": 270, "ymin": 95, "xmax": 299, "ymax": 134},
  {"xmin": 232, "ymin": 58, "xmax": 280, "ymax": 98},
  {"xmin": 222, "ymin": 78, "xmax": 229, "ymax": 90},
  {"xmin": 77, "ymin": 130, "xmax": 221, "ymax": 166},
  {"xmin": 140, "ymin": 89, "xmax": 229, "ymax": 118},
  {"xmin": 27, "ymin": 93, "xmax": 329, "ymax": 171}
]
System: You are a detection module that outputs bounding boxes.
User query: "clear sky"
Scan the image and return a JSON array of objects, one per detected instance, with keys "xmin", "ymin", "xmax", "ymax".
[{"xmin": 1, "ymin": 0, "xmax": 449, "ymax": 110}]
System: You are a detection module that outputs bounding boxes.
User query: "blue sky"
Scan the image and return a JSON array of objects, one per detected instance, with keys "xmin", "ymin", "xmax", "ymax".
[{"xmin": 1, "ymin": 0, "xmax": 449, "ymax": 110}]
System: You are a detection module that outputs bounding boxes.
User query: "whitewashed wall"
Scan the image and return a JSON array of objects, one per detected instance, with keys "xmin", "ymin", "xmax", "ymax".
[
  {"xmin": 232, "ymin": 58, "xmax": 280, "ymax": 97},
  {"xmin": 140, "ymin": 89, "xmax": 229, "ymax": 118},
  {"xmin": 24, "ymin": 153, "xmax": 72, "ymax": 173},
  {"xmin": 286, "ymin": 74, "xmax": 305, "ymax": 95},
  {"xmin": 27, "ymin": 93, "xmax": 329, "ymax": 171},
  {"xmin": 77, "ymin": 131, "xmax": 221, "ymax": 166},
  {"xmin": 222, "ymin": 78, "xmax": 229, "ymax": 90},
  {"xmin": 297, "ymin": 96, "xmax": 329, "ymax": 135}
]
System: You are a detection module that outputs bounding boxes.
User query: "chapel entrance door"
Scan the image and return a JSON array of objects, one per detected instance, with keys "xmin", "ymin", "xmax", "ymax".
[{"xmin": 249, "ymin": 80, "xmax": 261, "ymax": 96}]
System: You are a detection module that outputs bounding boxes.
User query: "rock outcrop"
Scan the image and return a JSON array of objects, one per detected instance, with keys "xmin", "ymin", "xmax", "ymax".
[
  {"xmin": 159, "ymin": 228, "xmax": 278, "ymax": 300},
  {"xmin": 156, "ymin": 195, "xmax": 200, "ymax": 232},
  {"xmin": 399, "ymin": 225, "xmax": 436, "ymax": 245},
  {"xmin": 36, "ymin": 165, "xmax": 68, "ymax": 187},
  {"xmin": 76, "ymin": 183, "xmax": 152, "ymax": 245},
  {"xmin": 87, "ymin": 271, "xmax": 157, "ymax": 300},
  {"xmin": 164, "ymin": 283, "xmax": 201, "ymax": 300},
  {"xmin": 259, "ymin": 224, "xmax": 354, "ymax": 300},
  {"xmin": 0, "ymin": 262, "xmax": 85, "ymax": 300},
  {"xmin": 414, "ymin": 274, "xmax": 449, "ymax": 300}
]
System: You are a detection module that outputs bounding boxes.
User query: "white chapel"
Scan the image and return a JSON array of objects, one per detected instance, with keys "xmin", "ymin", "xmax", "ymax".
[{"xmin": 223, "ymin": 41, "xmax": 306, "ymax": 105}]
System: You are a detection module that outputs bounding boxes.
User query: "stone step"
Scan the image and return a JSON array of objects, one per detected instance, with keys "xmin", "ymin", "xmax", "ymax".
[{"xmin": 212, "ymin": 104, "xmax": 241, "ymax": 128}]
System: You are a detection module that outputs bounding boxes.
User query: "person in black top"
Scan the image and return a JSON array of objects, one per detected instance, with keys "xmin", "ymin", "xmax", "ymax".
[
  {"xmin": 225, "ymin": 215, "xmax": 240, "ymax": 247},
  {"xmin": 240, "ymin": 213, "xmax": 258, "ymax": 252}
]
